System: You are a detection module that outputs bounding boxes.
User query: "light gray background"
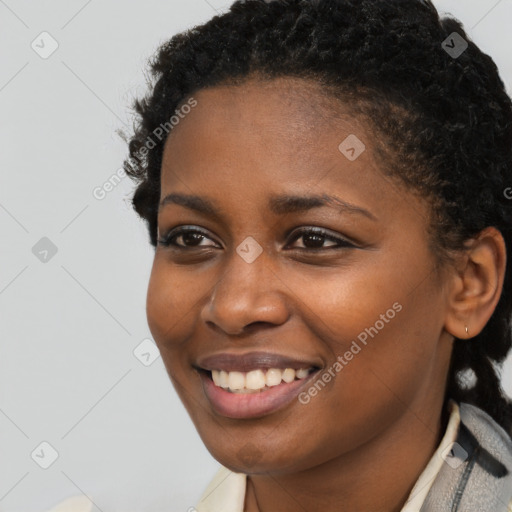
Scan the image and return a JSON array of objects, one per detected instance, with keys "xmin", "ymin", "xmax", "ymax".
[{"xmin": 1, "ymin": 1, "xmax": 511, "ymax": 511}]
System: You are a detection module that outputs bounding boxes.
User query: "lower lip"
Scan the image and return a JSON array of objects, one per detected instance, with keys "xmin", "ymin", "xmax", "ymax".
[{"xmin": 199, "ymin": 371, "xmax": 318, "ymax": 419}]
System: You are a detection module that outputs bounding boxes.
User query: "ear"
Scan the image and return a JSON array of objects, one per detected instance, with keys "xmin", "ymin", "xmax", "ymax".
[{"xmin": 444, "ymin": 227, "xmax": 507, "ymax": 339}]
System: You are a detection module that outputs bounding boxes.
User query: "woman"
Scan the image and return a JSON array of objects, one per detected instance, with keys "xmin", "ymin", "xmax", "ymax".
[{"xmin": 119, "ymin": 0, "xmax": 512, "ymax": 510}]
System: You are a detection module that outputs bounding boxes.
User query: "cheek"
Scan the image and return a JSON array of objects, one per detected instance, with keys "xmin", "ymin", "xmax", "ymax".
[
  {"xmin": 282, "ymin": 253, "xmax": 443, "ymax": 436},
  {"xmin": 304, "ymin": 234, "xmax": 442, "ymax": 360},
  {"xmin": 145, "ymin": 255, "xmax": 205, "ymax": 349},
  {"xmin": 145, "ymin": 257, "xmax": 206, "ymax": 406},
  {"xmin": 283, "ymin": 250, "xmax": 418, "ymax": 352}
]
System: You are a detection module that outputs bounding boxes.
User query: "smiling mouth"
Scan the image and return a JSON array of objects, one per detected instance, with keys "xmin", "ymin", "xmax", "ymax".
[
  {"xmin": 204, "ymin": 367, "xmax": 318, "ymax": 393},
  {"xmin": 195, "ymin": 351, "xmax": 324, "ymax": 417}
]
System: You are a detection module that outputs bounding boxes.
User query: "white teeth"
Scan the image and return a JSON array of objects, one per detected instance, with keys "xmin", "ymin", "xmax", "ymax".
[
  {"xmin": 210, "ymin": 367, "xmax": 313, "ymax": 393},
  {"xmin": 228, "ymin": 371, "xmax": 245, "ymax": 390},
  {"xmin": 219, "ymin": 370, "xmax": 229, "ymax": 389},
  {"xmin": 246, "ymin": 369, "xmax": 266, "ymax": 390},
  {"xmin": 266, "ymin": 368, "xmax": 282, "ymax": 387},
  {"xmin": 296, "ymin": 368, "xmax": 309, "ymax": 379},
  {"xmin": 282, "ymin": 368, "xmax": 295, "ymax": 383}
]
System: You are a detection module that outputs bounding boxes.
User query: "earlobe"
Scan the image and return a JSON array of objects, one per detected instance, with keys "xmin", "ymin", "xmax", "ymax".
[{"xmin": 444, "ymin": 227, "xmax": 506, "ymax": 340}]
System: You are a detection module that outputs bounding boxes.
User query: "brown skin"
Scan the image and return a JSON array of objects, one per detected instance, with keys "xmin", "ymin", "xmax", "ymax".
[{"xmin": 146, "ymin": 77, "xmax": 506, "ymax": 511}]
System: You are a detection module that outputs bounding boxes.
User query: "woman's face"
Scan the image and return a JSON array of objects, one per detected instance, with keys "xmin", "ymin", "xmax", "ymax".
[{"xmin": 147, "ymin": 77, "xmax": 455, "ymax": 474}]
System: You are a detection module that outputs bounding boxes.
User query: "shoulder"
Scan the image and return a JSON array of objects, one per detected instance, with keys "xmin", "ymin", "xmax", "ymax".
[
  {"xmin": 195, "ymin": 465, "xmax": 246, "ymax": 512},
  {"xmin": 422, "ymin": 401, "xmax": 512, "ymax": 511},
  {"xmin": 458, "ymin": 402, "xmax": 512, "ymax": 464},
  {"xmin": 45, "ymin": 496, "xmax": 93, "ymax": 512}
]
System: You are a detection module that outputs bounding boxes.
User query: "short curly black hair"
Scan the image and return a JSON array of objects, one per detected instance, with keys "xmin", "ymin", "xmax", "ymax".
[{"xmin": 123, "ymin": 0, "xmax": 512, "ymax": 432}]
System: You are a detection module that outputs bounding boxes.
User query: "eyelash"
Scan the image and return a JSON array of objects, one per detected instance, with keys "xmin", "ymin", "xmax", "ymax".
[{"xmin": 157, "ymin": 226, "xmax": 356, "ymax": 251}]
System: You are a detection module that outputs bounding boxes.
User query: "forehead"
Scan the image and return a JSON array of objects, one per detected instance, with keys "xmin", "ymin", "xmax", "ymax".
[
  {"xmin": 175, "ymin": 76, "xmax": 360, "ymax": 135},
  {"xmin": 157, "ymin": 77, "xmax": 433, "ymax": 248},
  {"xmin": 191, "ymin": 76, "xmax": 344, "ymax": 120},
  {"xmin": 161, "ymin": 76, "xmax": 376, "ymax": 180}
]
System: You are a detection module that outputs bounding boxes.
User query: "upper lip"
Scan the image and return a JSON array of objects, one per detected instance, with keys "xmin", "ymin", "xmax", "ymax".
[{"xmin": 196, "ymin": 351, "xmax": 323, "ymax": 373}]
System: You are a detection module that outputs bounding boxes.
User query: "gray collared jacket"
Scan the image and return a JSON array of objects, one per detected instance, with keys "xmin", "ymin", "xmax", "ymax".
[{"xmin": 421, "ymin": 402, "xmax": 512, "ymax": 511}]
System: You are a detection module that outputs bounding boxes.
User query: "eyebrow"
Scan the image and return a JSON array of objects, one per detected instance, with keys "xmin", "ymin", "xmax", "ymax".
[{"xmin": 159, "ymin": 193, "xmax": 377, "ymax": 221}]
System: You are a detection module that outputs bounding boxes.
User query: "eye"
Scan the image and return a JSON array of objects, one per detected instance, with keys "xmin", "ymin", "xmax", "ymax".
[
  {"xmin": 287, "ymin": 227, "xmax": 355, "ymax": 250},
  {"xmin": 157, "ymin": 226, "xmax": 219, "ymax": 249},
  {"xmin": 157, "ymin": 226, "xmax": 356, "ymax": 252}
]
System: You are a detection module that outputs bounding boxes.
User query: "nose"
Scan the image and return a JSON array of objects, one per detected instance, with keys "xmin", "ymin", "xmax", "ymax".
[{"xmin": 200, "ymin": 249, "xmax": 290, "ymax": 336}]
